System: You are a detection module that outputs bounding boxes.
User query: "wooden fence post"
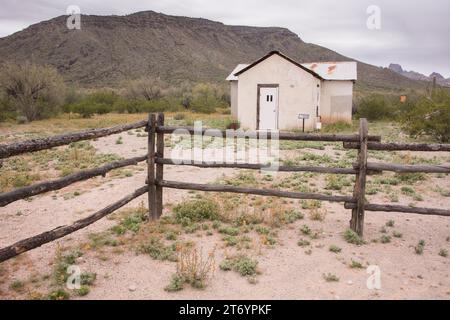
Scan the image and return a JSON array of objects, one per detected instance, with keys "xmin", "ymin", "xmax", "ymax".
[
  {"xmin": 147, "ymin": 114, "xmax": 157, "ymax": 220},
  {"xmin": 155, "ymin": 113, "xmax": 165, "ymax": 218},
  {"xmin": 350, "ymin": 118, "xmax": 369, "ymax": 236}
]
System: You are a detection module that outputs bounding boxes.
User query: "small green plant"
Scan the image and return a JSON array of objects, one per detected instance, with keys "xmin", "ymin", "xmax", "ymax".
[
  {"xmin": 329, "ymin": 245, "xmax": 342, "ymax": 254},
  {"xmin": 218, "ymin": 225, "xmax": 240, "ymax": 236},
  {"xmin": 140, "ymin": 237, "xmax": 177, "ymax": 262},
  {"xmin": 282, "ymin": 209, "xmax": 304, "ymax": 224},
  {"xmin": 76, "ymin": 286, "xmax": 90, "ymax": 296},
  {"xmin": 165, "ymin": 230, "xmax": 178, "ymax": 241},
  {"xmin": 115, "ymin": 136, "xmax": 123, "ymax": 145},
  {"xmin": 48, "ymin": 289, "xmax": 70, "ymax": 300},
  {"xmin": 343, "ymin": 229, "xmax": 365, "ymax": 245},
  {"xmin": 350, "ymin": 260, "xmax": 364, "ymax": 269},
  {"xmin": 386, "ymin": 220, "xmax": 395, "ymax": 227},
  {"xmin": 300, "ymin": 225, "xmax": 312, "ymax": 236},
  {"xmin": 380, "ymin": 235, "xmax": 391, "ymax": 244},
  {"xmin": 396, "ymin": 173, "xmax": 426, "ymax": 185},
  {"xmin": 255, "ymin": 225, "xmax": 271, "ymax": 235},
  {"xmin": 222, "ymin": 235, "xmax": 238, "ymax": 247},
  {"xmin": 401, "ymin": 186, "xmax": 416, "ymax": 197},
  {"xmin": 297, "ymin": 239, "xmax": 311, "ymax": 247},
  {"xmin": 415, "ymin": 240, "xmax": 426, "ymax": 255},
  {"xmin": 164, "ymin": 274, "xmax": 185, "ymax": 292},
  {"xmin": 323, "ymin": 273, "xmax": 339, "ymax": 282},
  {"xmin": 309, "ymin": 208, "xmax": 326, "ymax": 221},
  {"xmin": 173, "ymin": 198, "xmax": 219, "ymax": 223},
  {"xmin": 393, "ymin": 231, "xmax": 403, "ymax": 238},
  {"xmin": 220, "ymin": 255, "xmax": 258, "ymax": 279},
  {"xmin": 80, "ymin": 272, "xmax": 97, "ymax": 286},
  {"xmin": 438, "ymin": 249, "xmax": 448, "ymax": 258},
  {"xmin": 9, "ymin": 280, "xmax": 24, "ymax": 291}
]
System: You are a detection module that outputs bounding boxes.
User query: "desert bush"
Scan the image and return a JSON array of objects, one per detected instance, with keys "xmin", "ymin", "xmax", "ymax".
[
  {"xmin": 0, "ymin": 62, "xmax": 65, "ymax": 121},
  {"xmin": 356, "ymin": 94, "xmax": 397, "ymax": 120},
  {"xmin": 173, "ymin": 198, "xmax": 220, "ymax": 223},
  {"xmin": 190, "ymin": 83, "xmax": 229, "ymax": 114},
  {"xmin": 124, "ymin": 77, "xmax": 166, "ymax": 101},
  {"xmin": 220, "ymin": 255, "xmax": 258, "ymax": 277},
  {"xmin": 343, "ymin": 229, "xmax": 365, "ymax": 245},
  {"xmin": 401, "ymin": 89, "xmax": 450, "ymax": 142}
]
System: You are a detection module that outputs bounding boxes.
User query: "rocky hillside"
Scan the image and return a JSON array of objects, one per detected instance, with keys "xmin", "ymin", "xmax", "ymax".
[
  {"xmin": 389, "ymin": 63, "xmax": 450, "ymax": 87},
  {"xmin": 0, "ymin": 11, "xmax": 426, "ymax": 91}
]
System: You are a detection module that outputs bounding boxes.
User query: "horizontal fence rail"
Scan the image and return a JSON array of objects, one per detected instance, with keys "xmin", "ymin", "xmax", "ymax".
[
  {"xmin": 159, "ymin": 180, "xmax": 354, "ymax": 203},
  {"xmin": 344, "ymin": 141, "xmax": 450, "ymax": 152},
  {"xmin": 0, "ymin": 186, "xmax": 148, "ymax": 263},
  {"xmin": 0, "ymin": 120, "xmax": 148, "ymax": 159},
  {"xmin": 158, "ymin": 126, "xmax": 382, "ymax": 143},
  {"xmin": 345, "ymin": 203, "xmax": 450, "ymax": 217},
  {"xmin": 156, "ymin": 158, "xmax": 358, "ymax": 175},
  {"xmin": 366, "ymin": 162, "xmax": 450, "ymax": 174},
  {"xmin": 0, "ymin": 155, "xmax": 147, "ymax": 207}
]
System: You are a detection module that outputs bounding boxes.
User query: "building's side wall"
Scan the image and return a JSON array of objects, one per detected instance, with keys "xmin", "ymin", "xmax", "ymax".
[
  {"xmin": 237, "ymin": 54, "xmax": 321, "ymax": 131},
  {"xmin": 230, "ymin": 81, "xmax": 238, "ymax": 118},
  {"xmin": 319, "ymin": 81, "xmax": 354, "ymax": 123}
]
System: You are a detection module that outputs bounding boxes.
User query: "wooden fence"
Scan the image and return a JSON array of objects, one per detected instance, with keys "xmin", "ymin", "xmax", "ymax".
[{"xmin": 0, "ymin": 113, "xmax": 449, "ymax": 263}]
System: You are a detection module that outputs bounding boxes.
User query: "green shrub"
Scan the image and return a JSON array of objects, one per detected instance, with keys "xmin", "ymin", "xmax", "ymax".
[
  {"xmin": 220, "ymin": 255, "xmax": 258, "ymax": 277},
  {"xmin": 401, "ymin": 90, "xmax": 450, "ymax": 142},
  {"xmin": 356, "ymin": 94, "xmax": 397, "ymax": 120},
  {"xmin": 48, "ymin": 289, "xmax": 70, "ymax": 300},
  {"xmin": 173, "ymin": 199, "xmax": 219, "ymax": 223},
  {"xmin": 329, "ymin": 245, "xmax": 342, "ymax": 253},
  {"xmin": 164, "ymin": 274, "xmax": 185, "ymax": 292},
  {"xmin": 343, "ymin": 229, "xmax": 365, "ymax": 245},
  {"xmin": 140, "ymin": 237, "xmax": 177, "ymax": 262}
]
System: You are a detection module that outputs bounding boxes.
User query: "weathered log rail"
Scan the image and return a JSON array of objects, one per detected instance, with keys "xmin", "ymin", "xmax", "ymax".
[
  {"xmin": 0, "ymin": 155, "xmax": 147, "ymax": 207},
  {"xmin": 0, "ymin": 120, "xmax": 148, "ymax": 159},
  {"xmin": 0, "ymin": 186, "xmax": 147, "ymax": 263},
  {"xmin": 1, "ymin": 114, "xmax": 449, "ymax": 264},
  {"xmin": 0, "ymin": 120, "xmax": 150, "ymax": 263}
]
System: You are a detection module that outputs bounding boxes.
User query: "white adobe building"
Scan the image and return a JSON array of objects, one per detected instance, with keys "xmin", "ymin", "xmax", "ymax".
[{"xmin": 226, "ymin": 51, "xmax": 357, "ymax": 131}]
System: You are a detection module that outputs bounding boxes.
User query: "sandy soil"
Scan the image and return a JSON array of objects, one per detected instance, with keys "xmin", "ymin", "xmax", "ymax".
[{"xmin": 0, "ymin": 131, "xmax": 449, "ymax": 300}]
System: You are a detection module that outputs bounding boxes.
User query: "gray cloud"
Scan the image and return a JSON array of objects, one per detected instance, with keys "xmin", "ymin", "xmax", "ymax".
[{"xmin": 0, "ymin": 0, "xmax": 449, "ymax": 77}]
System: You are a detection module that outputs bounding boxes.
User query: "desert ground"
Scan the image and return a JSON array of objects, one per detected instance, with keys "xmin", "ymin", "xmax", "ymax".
[{"xmin": 0, "ymin": 113, "xmax": 449, "ymax": 300}]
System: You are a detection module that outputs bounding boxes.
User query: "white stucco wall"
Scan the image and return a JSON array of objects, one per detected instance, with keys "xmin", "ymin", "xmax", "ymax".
[
  {"xmin": 237, "ymin": 54, "xmax": 321, "ymax": 131},
  {"xmin": 230, "ymin": 81, "xmax": 238, "ymax": 118},
  {"xmin": 319, "ymin": 81, "xmax": 354, "ymax": 123}
]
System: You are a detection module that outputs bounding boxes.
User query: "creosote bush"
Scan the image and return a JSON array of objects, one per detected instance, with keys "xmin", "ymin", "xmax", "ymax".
[
  {"xmin": 343, "ymin": 229, "xmax": 365, "ymax": 245},
  {"xmin": 173, "ymin": 198, "xmax": 219, "ymax": 223},
  {"xmin": 220, "ymin": 255, "xmax": 258, "ymax": 280}
]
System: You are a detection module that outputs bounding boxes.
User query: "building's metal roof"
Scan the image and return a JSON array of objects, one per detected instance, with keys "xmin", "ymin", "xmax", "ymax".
[
  {"xmin": 226, "ymin": 64, "xmax": 249, "ymax": 81},
  {"xmin": 301, "ymin": 61, "xmax": 357, "ymax": 81}
]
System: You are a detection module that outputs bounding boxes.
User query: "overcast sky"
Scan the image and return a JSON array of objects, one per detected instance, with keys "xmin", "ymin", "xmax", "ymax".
[{"xmin": 1, "ymin": 0, "xmax": 449, "ymax": 77}]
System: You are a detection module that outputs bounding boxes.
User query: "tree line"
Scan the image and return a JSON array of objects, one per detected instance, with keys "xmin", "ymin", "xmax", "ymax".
[{"xmin": 0, "ymin": 62, "xmax": 230, "ymax": 122}]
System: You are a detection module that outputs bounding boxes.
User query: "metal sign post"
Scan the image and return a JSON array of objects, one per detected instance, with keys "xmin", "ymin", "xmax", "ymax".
[{"xmin": 298, "ymin": 114, "xmax": 310, "ymax": 133}]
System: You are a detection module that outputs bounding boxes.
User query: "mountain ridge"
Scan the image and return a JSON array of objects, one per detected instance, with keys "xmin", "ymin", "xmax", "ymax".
[
  {"xmin": 388, "ymin": 63, "xmax": 450, "ymax": 87},
  {"xmin": 0, "ymin": 10, "xmax": 427, "ymax": 92}
]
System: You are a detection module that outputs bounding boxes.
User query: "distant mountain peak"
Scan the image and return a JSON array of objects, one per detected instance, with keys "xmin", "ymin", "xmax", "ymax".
[
  {"xmin": 389, "ymin": 63, "xmax": 450, "ymax": 87},
  {"xmin": 389, "ymin": 63, "xmax": 404, "ymax": 73}
]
